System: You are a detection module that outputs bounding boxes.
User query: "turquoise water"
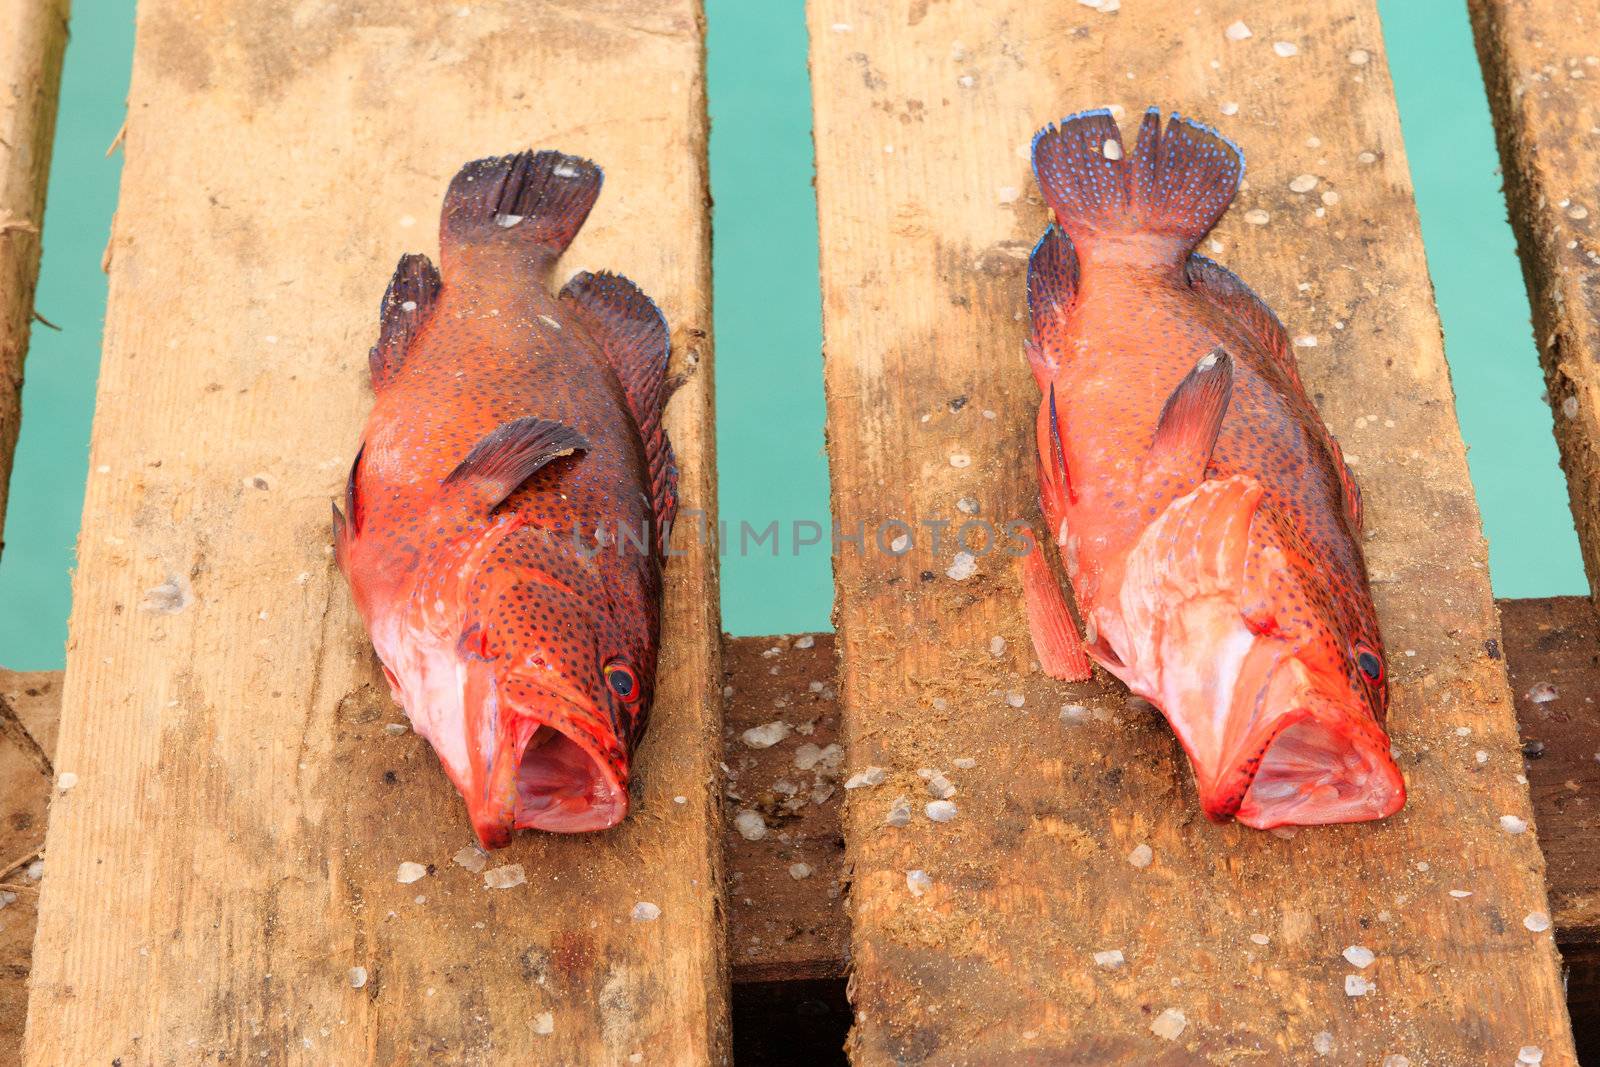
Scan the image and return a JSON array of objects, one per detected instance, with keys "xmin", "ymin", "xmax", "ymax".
[{"xmin": 0, "ymin": 2, "xmax": 1584, "ymax": 669}]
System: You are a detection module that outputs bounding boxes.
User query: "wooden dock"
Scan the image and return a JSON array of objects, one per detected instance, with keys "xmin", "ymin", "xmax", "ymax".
[{"xmin": 2, "ymin": 0, "xmax": 1599, "ymax": 1064}]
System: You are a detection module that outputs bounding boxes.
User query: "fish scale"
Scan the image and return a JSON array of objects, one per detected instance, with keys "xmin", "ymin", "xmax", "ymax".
[
  {"xmin": 1021, "ymin": 107, "xmax": 1405, "ymax": 829},
  {"xmin": 335, "ymin": 150, "xmax": 675, "ymax": 849}
]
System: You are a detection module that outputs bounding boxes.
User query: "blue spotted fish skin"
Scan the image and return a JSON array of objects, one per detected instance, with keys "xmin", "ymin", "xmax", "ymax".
[
  {"xmin": 1024, "ymin": 109, "xmax": 1404, "ymax": 829},
  {"xmin": 334, "ymin": 151, "xmax": 678, "ymax": 848}
]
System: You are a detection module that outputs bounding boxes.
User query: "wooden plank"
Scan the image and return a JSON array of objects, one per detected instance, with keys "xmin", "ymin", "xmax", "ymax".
[
  {"xmin": 1499, "ymin": 596, "xmax": 1600, "ymax": 1062},
  {"xmin": 807, "ymin": 2, "xmax": 1576, "ymax": 1063},
  {"xmin": 0, "ymin": 0, "xmax": 68, "ymax": 538},
  {"xmin": 23, "ymin": 4, "xmax": 727, "ymax": 1064},
  {"xmin": 722, "ymin": 634, "xmax": 847, "ymax": 984},
  {"xmin": 1469, "ymin": 0, "xmax": 1600, "ymax": 600},
  {"xmin": 0, "ymin": 671, "xmax": 56, "ymax": 1067}
]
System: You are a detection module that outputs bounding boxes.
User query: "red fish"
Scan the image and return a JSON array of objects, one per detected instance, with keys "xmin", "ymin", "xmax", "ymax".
[
  {"xmin": 334, "ymin": 151, "xmax": 677, "ymax": 848},
  {"xmin": 1020, "ymin": 109, "xmax": 1405, "ymax": 828}
]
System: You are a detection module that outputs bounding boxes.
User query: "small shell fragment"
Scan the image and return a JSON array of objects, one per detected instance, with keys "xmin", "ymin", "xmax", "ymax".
[
  {"xmin": 946, "ymin": 551, "xmax": 978, "ymax": 581},
  {"xmin": 925, "ymin": 799, "xmax": 959, "ymax": 823},
  {"xmin": 1345, "ymin": 974, "xmax": 1374, "ymax": 996},
  {"xmin": 533, "ymin": 1012, "xmax": 555, "ymax": 1035},
  {"xmin": 1150, "ymin": 1008, "xmax": 1187, "ymax": 1041},
  {"xmin": 348, "ymin": 966, "xmax": 368, "ymax": 989},
  {"xmin": 1225, "ymin": 20, "xmax": 1252, "ymax": 40},
  {"xmin": 396, "ymin": 861, "xmax": 427, "ymax": 885},
  {"xmin": 1500, "ymin": 814, "xmax": 1529, "ymax": 835},
  {"xmin": 1127, "ymin": 843, "xmax": 1153, "ymax": 868},
  {"xmin": 886, "ymin": 795, "xmax": 913, "ymax": 827},
  {"xmin": 483, "ymin": 864, "xmax": 527, "ymax": 890},
  {"xmin": 789, "ymin": 863, "xmax": 814, "ymax": 880},
  {"xmin": 453, "ymin": 846, "xmax": 488, "ymax": 873},
  {"xmin": 741, "ymin": 721, "xmax": 791, "ymax": 749},
  {"xmin": 631, "ymin": 901, "xmax": 662, "ymax": 922},
  {"xmin": 1343, "ymin": 945, "xmax": 1375, "ymax": 969},
  {"xmin": 845, "ymin": 766, "xmax": 887, "ymax": 789},
  {"xmin": 1273, "ymin": 41, "xmax": 1300, "ymax": 57},
  {"xmin": 1524, "ymin": 911, "xmax": 1552, "ymax": 933},
  {"xmin": 1093, "ymin": 949, "xmax": 1125, "ymax": 967},
  {"xmin": 906, "ymin": 869, "xmax": 932, "ymax": 896},
  {"xmin": 735, "ymin": 810, "xmax": 768, "ymax": 841}
]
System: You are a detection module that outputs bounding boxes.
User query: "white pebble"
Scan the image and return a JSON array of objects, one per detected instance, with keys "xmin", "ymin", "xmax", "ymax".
[
  {"xmin": 794, "ymin": 635, "xmax": 815, "ymax": 649},
  {"xmin": 631, "ymin": 901, "xmax": 661, "ymax": 922},
  {"xmin": 1500, "ymin": 814, "xmax": 1529, "ymax": 835},
  {"xmin": 1476, "ymin": 750, "xmax": 1489, "ymax": 765},
  {"xmin": 989, "ymin": 635, "xmax": 1006, "ymax": 656},
  {"xmin": 1519, "ymin": 1046, "xmax": 1544, "ymax": 1065},
  {"xmin": 452, "ymin": 846, "xmax": 488, "ymax": 873},
  {"xmin": 1244, "ymin": 209, "xmax": 1270, "ymax": 225},
  {"xmin": 735, "ymin": 810, "xmax": 768, "ymax": 841},
  {"xmin": 1563, "ymin": 396, "xmax": 1580, "ymax": 419},
  {"xmin": 790, "ymin": 863, "xmax": 813, "ymax": 880},
  {"xmin": 906, "ymin": 869, "xmax": 932, "ymax": 896},
  {"xmin": 56, "ymin": 771, "xmax": 78, "ymax": 793},
  {"xmin": 1005, "ymin": 691, "xmax": 1025, "ymax": 708},
  {"xmin": 396, "ymin": 861, "xmax": 427, "ymax": 885},
  {"xmin": 956, "ymin": 496, "xmax": 979, "ymax": 515},
  {"xmin": 1343, "ymin": 945, "xmax": 1375, "ymax": 968},
  {"xmin": 533, "ymin": 1012, "xmax": 555, "ymax": 1035},
  {"xmin": 953, "ymin": 757, "xmax": 976, "ymax": 769},
  {"xmin": 1345, "ymin": 975, "xmax": 1374, "ymax": 996},
  {"xmin": 1150, "ymin": 1008, "xmax": 1187, "ymax": 1041},
  {"xmin": 1524, "ymin": 911, "xmax": 1552, "ymax": 932},
  {"xmin": 946, "ymin": 552, "xmax": 978, "ymax": 581},
  {"xmin": 1250, "ymin": 933, "xmax": 1270, "ymax": 946},
  {"xmin": 1449, "ymin": 889, "xmax": 1473, "ymax": 898},
  {"xmin": 1526, "ymin": 682, "xmax": 1558, "ymax": 704},
  {"xmin": 923, "ymin": 770, "xmax": 957, "ymax": 799},
  {"xmin": 1225, "ymin": 20, "xmax": 1252, "ymax": 41},
  {"xmin": 1102, "ymin": 139, "xmax": 1123, "ymax": 161},
  {"xmin": 483, "ymin": 864, "xmax": 526, "ymax": 890},
  {"xmin": 845, "ymin": 766, "xmax": 887, "ymax": 789},
  {"xmin": 1273, "ymin": 41, "xmax": 1299, "ymax": 57},
  {"xmin": 741, "ymin": 721, "xmax": 791, "ymax": 749},
  {"xmin": 1289, "ymin": 174, "xmax": 1319, "ymax": 193},
  {"xmin": 1349, "ymin": 48, "xmax": 1371, "ymax": 65},
  {"xmin": 348, "ymin": 966, "xmax": 368, "ymax": 989},
  {"xmin": 1294, "ymin": 335, "xmax": 1318, "ymax": 347},
  {"xmin": 949, "ymin": 453, "xmax": 971, "ymax": 468},
  {"xmin": 1313, "ymin": 1031, "xmax": 1334, "ymax": 1055},
  {"xmin": 24, "ymin": 860, "xmax": 42, "ymax": 881},
  {"xmin": 925, "ymin": 800, "xmax": 959, "ymax": 823},
  {"xmin": 886, "ymin": 795, "xmax": 912, "ymax": 827},
  {"xmin": 1127, "ymin": 843, "xmax": 1153, "ymax": 868},
  {"xmin": 1220, "ymin": 101, "xmax": 1239, "ymax": 116},
  {"xmin": 1093, "ymin": 949, "xmax": 1125, "ymax": 967}
]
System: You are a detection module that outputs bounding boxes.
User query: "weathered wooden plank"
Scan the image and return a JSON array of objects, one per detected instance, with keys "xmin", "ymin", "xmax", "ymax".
[
  {"xmin": 722, "ymin": 634, "xmax": 847, "ymax": 985},
  {"xmin": 23, "ymin": 4, "xmax": 727, "ymax": 1064},
  {"xmin": 0, "ymin": 0, "xmax": 68, "ymax": 540},
  {"xmin": 1469, "ymin": 0, "xmax": 1600, "ymax": 600},
  {"xmin": 1499, "ymin": 596, "xmax": 1600, "ymax": 1063},
  {"xmin": 0, "ymin": 671, "xmax": 56, "ymax": 1067},
  {"xmin": 808, "ymin": 2, "xmax": 1576, "ymax": 1063}
]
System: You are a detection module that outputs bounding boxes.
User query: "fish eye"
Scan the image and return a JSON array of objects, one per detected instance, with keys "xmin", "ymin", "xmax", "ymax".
[
  {"xmin": 1355, "ymin": 647, "xmax": 1383, "ymax": 683},
  {"xmin": 605, "ymin": 662, "xmax": 640, "ymax": 702}
]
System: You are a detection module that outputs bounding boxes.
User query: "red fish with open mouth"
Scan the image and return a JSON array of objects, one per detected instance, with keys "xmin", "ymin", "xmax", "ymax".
[
  {"xmin": 1020, "ymin": 108, "xmax": 1405, "ymax": 828},
  {"xmin": 334, "ymin": 150, "xmax": 677, "ymax": 848}
]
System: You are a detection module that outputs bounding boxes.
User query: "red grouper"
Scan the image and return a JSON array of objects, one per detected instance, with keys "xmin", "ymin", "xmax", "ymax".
[
  {"xmin": 1019, "ymin": 108, "xmax": 1405, "ymax": 829},
  {"xmin": 333, "ymin": 151, "xmax": 678, "ymax": 848}
]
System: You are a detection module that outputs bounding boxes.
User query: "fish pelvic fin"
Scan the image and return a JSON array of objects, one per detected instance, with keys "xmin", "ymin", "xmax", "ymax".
[
  {"xmin": 441, "ymin": 150, "xmax": 602, "ymax": 258},
  {"xmin": 560, "ymin": 271, "xmax": 679, "ymax": 546},
  {"xmin": 1032, "ymin": 107, "xmax": 1242, "ymax": 264},
  {"xmin": 1018, "ymin": 528, "xmax": 1092, "ymax": 682},
  {"xmin": 369, "ymin": 253, "xmax": 441, "ymax": 393},
  {"xmin": 442, "ymin": 416, "xmax": 589, "ymax": 515},
  {"xmin": 1141, "ymin": 346, "xmax": 1233, "ymax": 496}
]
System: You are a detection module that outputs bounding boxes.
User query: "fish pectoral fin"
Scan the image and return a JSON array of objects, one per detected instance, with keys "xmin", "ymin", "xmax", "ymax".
[
  {"xmin": 333, "ymin": 443, "xmax": 365, "ymax": 567},
  {"xmin": 443, "ymin": 416, "xmax": 589, "ymax": 513},
  {"xmin": 560, "ymin": 271, "xmax": 678, "ymax": 543},
  {"xmin": 1141, "ymin": 346, "xmax": 1233, "ymax": 494},
  {"xmin": 1019, "ymin": 528, "xmax": 1092, "ymax": 682},
  {"xmin": 370, "ymin": 253, "xmax": 441, "ymax": 392}
]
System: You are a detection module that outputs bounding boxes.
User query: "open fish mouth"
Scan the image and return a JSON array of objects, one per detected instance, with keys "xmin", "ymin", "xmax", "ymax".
[
  {"xmin": 1232, "ymin": 709, "xmax": 1406, "ymax": 829},
  {"xmin": 510, "ymin": 721, "xmax": 628, "ymax": 834}
]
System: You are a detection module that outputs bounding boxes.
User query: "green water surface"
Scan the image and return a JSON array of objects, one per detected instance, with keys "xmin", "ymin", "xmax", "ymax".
[{"xmin": 0, "ymin": 1, "xmax": 1583, "ymax": 669}]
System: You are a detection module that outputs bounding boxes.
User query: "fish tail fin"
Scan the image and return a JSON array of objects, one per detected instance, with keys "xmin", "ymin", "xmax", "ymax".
[
  {"xmin": 1031, "ymin": 107, "xmax": 1243, "ymax": 264},
  {"xmin": 441, "ymin": 150, "xmax": 602, "ymax": 256}
]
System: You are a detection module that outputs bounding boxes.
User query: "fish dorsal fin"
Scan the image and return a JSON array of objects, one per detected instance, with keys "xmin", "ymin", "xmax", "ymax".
[
  {"xmin": 559, "ymin": 271, "xmax": 678, "ymax": 543},
  {"xmin": 1025, "ymin": 226, "xmax": 1080, "ymax": 391},
  {"xmin": 1144, "ymin": 346, "xmax": 1233, "ymax": 494},
  {"xmin": 370, "ymin": 254, "xmax": 441, "ymax": 393},
  {"xmin": 1185, "ymin": 255, "xmax": 1301, "ymax": 388},
  {"xmin": 442, "ymin": 151, "xmax": 603, "ymax": 257},
  {"xmin": 443, "ymin": 417, "xmax": 589, "ymax": 514}
]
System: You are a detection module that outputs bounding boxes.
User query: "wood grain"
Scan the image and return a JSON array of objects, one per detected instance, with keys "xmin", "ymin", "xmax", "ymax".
[
  {"xmin": 1470, "ymin": 0, "xmax": 1600, "ymax": 601},
  {"xmin": 0, "ymin": 0, "xmax": 68, "ymax": 542},
  {"xmin": 22, "ymin": 3, "xmax": 727, "ymax": 1064},
  {"xmin": 0, "ymin": 671, "xmax": 57, "ymax": 1067},
  {"xmin": 808, "ymin": 2, "xmax": 1576, "ymax": 1063}
]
